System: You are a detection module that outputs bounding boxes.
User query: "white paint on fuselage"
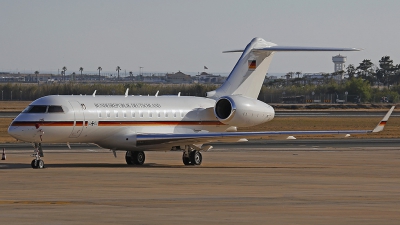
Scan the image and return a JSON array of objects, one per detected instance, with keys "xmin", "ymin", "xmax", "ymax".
[{"xmin": 8, "ymin": 95, "xmax": 231, "ymax": 144}]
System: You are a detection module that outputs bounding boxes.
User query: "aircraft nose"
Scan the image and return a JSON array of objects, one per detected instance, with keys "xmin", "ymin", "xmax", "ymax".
[{"xmin": 8, "ymin": 124, "xmax": 21, "ymax": 139}]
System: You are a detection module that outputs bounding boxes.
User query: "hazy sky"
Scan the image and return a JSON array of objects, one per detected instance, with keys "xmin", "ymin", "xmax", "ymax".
[{"xmin": 1, "ymin": 0, "xmax": 399, "ymax": 75}]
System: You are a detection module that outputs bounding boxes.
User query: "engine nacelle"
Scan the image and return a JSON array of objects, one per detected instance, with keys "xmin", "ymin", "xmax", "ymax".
[{"xmin": 214, "ymin": 95, "xmax": 275, "ymax": 127}]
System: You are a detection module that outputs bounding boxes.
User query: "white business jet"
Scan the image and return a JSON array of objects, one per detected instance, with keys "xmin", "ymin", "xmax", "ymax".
[{"xmin": 8, "ymin": 37, "xmax": 395, "ymax": 169}]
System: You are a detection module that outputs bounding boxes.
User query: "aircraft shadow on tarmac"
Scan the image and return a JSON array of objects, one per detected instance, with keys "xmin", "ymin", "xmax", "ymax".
[{"xmin": 0, "ymin": 162, "xmax": 326, "ymax": 169}]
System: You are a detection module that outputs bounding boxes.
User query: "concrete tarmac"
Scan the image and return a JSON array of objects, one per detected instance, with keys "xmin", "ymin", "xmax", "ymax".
[{"xmin": 1, "ymin": 141, "xmax": 400, "ymax": 224}]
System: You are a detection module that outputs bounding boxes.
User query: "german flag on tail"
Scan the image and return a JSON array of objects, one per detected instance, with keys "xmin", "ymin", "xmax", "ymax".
[{"xmin": 248, "ymin": 60, "xmax": 256, "ymax": 70}]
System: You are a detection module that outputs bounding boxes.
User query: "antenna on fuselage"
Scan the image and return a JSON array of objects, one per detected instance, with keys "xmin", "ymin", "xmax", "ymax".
[
  {"xmin": 155, "ymin": 90, "xmax": 159, "ymax": 97},
  {"xmin": 92, "ymin": 90, "xmax": 97, "ymax": 97},
  {"xmin": 178, "ymin": 92, "xmax": 181, "ymax": 97},
  {"xmin": 125, "ymin": 88, "xmax": 129, "ymax": 97}
]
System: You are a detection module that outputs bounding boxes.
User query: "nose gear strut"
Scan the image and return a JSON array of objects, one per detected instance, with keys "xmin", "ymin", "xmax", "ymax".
[{"xmin": 31, "ymin": 143, "xmax": 44, "ymax": 169}]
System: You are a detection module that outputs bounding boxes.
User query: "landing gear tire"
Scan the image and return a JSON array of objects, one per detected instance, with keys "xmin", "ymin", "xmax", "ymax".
[
  {"xmin": 182, "ymin": 151, "xmax": 202, "ymax": 166},
  {"xmin": 182, "ymin": 155, "xmax": 191, "ymax": 165},
  {"xmin": 31, "ymin": 159, "xmax": 44, "ymax": 169},
  {"xmin": 125, "ymin": 151, "xmax": 145, "ymax": 165},
  {"xmin": 190, "ymin": 150, "xmax": 202, "ymax": 165},
  {"xmin": 31, "ymin": 159, "xmax": 37, "ymax": 168},
  {"xmin": 125, "ymin": 151, "xmax": 134, "ymax": 165},
  {"xmin": 133, "ymin": 151, "xmax": 145, "ymax": 165}
]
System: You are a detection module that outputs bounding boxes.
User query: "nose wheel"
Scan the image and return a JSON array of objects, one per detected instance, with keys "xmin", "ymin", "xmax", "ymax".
[
  {"xmin": 31, "ymin": 143, "xmax": 45, "ymax": 169},
  {"xmin": 31, "ymin": 159, "xmax": 44, "ymax": 169}
]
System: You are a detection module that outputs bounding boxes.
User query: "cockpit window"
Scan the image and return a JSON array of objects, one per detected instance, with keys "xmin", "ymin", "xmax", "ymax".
[
  {"xmin": 22, "ymin": 105, "xmax": 64, "ymax": 113},
  {"xmin": 24, "ymin": 105, "xmax": 47, "ymax": 113},
  {"xmin": 48, "ymin": 106, "xmax": 64, "ymax": 113}
]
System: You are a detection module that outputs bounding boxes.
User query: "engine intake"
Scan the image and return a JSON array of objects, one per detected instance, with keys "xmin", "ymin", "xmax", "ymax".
[{"xmin": 215, "ymin": 97, "xmax": 236, "ymax": 120}]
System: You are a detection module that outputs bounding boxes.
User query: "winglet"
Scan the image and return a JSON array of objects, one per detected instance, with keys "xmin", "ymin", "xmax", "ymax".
[
  {"xmin": 92, "ymin": 90, "xmax": 97, "ymax": 97},
  {"xmin": 372, "ymin": 106, "xmax": 395, "ymax": 133}
]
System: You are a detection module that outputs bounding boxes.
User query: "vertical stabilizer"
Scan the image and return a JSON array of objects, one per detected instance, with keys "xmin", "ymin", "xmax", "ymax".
[
  {"xmin": 206, "ymin": 38, "xmax": 361, "ymax": 100},
  {"xmin": 207, "ymin": 37, "xmax": 275, "ymax": 99}
]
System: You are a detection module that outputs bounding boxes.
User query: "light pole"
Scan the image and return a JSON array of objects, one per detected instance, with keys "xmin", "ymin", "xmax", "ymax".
[
  {"xmin": 345, "ymin": 91, "xmax": 348, "ymax": 103},
  {"xmin": 1, "ymin": 90, "xmax": 3, "ymax": 101},
  {"xmin": 140, "ymin": 67, "xmax": 143, "ymax": 76}
]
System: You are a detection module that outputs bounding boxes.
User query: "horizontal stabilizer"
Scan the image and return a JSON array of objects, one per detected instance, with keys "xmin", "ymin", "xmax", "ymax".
[{"xmin": 223, "ymin": 46, "xmax": 361, "ymax": 53}]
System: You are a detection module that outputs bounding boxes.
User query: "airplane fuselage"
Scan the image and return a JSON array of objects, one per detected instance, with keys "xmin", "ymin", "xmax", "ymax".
[{"xmin": 8, "ymin": 95, "xmax": 275, "ymax": 151}]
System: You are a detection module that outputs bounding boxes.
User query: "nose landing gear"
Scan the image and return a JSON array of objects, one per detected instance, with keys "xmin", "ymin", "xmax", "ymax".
[
  {"xmin": 31, "ymin": 158, "xmax": 44, "ymax": 169},
  {"xmin": 31, "ymin": 143, "xmax": 44, "ymax": 169}
]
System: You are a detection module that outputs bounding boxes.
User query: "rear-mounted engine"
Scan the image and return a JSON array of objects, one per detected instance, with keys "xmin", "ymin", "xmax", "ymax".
[{"xmin": 214, "ymin": 95, "xmax": 274, "ymax": 127}]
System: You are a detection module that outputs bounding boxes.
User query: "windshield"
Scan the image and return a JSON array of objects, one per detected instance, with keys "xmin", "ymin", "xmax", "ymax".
[{"xmin": 22, "ymin": 105, "xmax": 65, "ymax": 113}]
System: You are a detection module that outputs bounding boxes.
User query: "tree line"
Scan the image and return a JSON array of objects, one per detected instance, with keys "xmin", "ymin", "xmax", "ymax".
[
  {"xmin": 0, "ymin": 83, "xmax": 218, "ymax": 101},
  {"xmin": 1, "ymin": 55, "xmax": 400, "ymax": 103}
]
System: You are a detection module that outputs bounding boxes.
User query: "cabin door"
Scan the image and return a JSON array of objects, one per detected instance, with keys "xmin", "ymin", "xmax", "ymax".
[{"xmin": 68, "ymin": 101, "xmax": 85, "ymax": 138}]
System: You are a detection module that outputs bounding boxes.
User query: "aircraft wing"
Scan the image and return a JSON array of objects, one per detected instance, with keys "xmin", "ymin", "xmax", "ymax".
[{"xmin": 136, "ymin": 106, "xmax": 395, "ymax": 147}]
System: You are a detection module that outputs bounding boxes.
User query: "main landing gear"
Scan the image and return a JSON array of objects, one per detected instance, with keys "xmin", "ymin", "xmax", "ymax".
[
  {"xmin": 125, "ymin": 151, "xmax": 145, "ymax": 165},
  {"xmin": 31, "ymin": 143, "xmax": 44, "ymax": 169},
  {"xmin": 124, "ymin": 147, "xmax": 203, "ymax": 166},
  {"xmin": 182, "ymin": 147, "xmax": 202, "ymax": 166}
]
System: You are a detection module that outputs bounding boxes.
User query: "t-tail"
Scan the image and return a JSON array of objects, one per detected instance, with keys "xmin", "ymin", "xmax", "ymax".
[{"xmin": 206, "ymin": 37, "xmax": 361, "ymax": 100}]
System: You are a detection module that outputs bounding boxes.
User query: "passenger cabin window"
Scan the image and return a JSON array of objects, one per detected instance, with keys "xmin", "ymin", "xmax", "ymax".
[
  {"xmin": 131, "ymin": 110, "xmax": 135, "ymax": 118},
  {"xmin": 115, "ymin": 110, "xmax": 119, "ymax": 118},
  {"xmin": 98, "ymin": 111, "xmax": 102, "ymax": 118},
  {"xmin": 106, "ymin": 111, "xmax": 110, "ymax": 118}
]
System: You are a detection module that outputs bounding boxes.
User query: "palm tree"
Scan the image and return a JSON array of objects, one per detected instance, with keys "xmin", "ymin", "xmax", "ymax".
[
  {"xmin": 72, "ymin": 72, "xmax": 76, "ymax": 81},
  {"xmin": 97, "ymin": 67, "xmax": 102, "ymax": 81},
  {"xmin": 285, "ymin": 72, "xmax": 293, "ymax": 86},
  {"xmin": 79, "ymin": 67, "xmax": 84, "ymax": 78},
  {"xmin": 116, "ymin": 66, "xmax": 121, "ymax": 80},
  {"xmin": 129, "ymin": 71, "xmax": 133, "ymax": 81},
  {"xmin": 62, "ymin": 66, "xmax": 67, "ymax": 81},
  {"xmin": 34, "ymin": 71, "xmax": 39, "ymax": 84}
]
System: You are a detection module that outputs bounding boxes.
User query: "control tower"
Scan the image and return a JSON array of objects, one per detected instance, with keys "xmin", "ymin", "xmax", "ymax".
[{"xmin": 332, "ymin": 54, "xmax": 347, "ymax": 72}]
